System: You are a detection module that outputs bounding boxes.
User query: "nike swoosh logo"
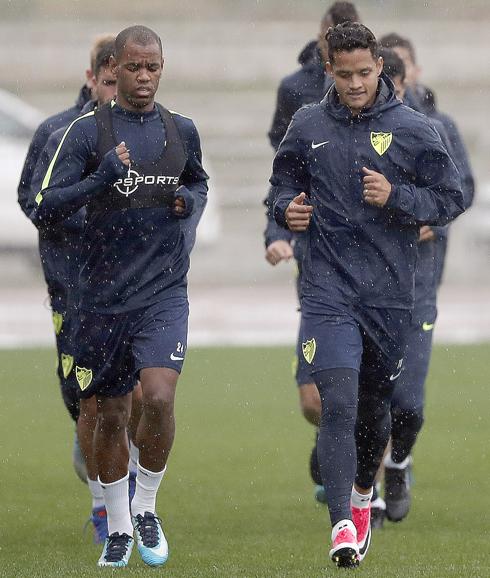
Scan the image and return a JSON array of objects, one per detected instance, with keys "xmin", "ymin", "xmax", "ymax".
[
  {"xmin": 311, "ymin": 140, "xmax": 330, "ymax": 149},
  {"xmin": 389, "ymin": 369, "xmax": 402, "ymax": 381},
  {"xmin": 422, "ymin": 322, "xmax": 435, "ymax": 331},
  {"xmin": 170, "ymin": 353, "xmax": 184, "ymax": 361}
]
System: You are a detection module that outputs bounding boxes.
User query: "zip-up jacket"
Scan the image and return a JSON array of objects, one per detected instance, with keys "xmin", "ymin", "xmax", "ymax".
[
  {"xmin": 272, "ymin": 76, "xmax": 465, "ymax": 311},
  {"xmin": 32, "ymin": 102, "xmax": 208, "ymax": 314}
]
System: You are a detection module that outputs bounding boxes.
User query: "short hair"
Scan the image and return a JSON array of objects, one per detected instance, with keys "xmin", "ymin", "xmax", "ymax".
[
  {"xmin": 93, "ymin": 40, "xmax": 116, "ymax": 77},
  {"xmin": 326, "ymin": 22, "xmax": 378, "ymax": 63},
  {"xmin": 323, "ymin": 2, "xmax": 360, "ymax": 27},
  {"xmin": 90, "ymin": 34, "xmax": 116, "ymax": 71},
  {"xmin": 379, "ymin": 47, "xmax": 405, "ymax": 82},
  {"xmin": 379, "ymin": 33, "xmax": 417, "ymax": 65},
  {"xmin": 114, "ymin": 25, "xmax": 162, "ymax": 60}
]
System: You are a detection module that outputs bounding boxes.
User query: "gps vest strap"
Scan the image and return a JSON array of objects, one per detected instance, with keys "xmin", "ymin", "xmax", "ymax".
[{"xmin": 87, "ymin": 102, "xmax": 187, "ymax": 212}]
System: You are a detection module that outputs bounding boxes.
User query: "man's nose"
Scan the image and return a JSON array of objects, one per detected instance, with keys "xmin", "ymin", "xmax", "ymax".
[{"xmin": 137, "ymin": 68, "xmax": 151, "ymax": 82}]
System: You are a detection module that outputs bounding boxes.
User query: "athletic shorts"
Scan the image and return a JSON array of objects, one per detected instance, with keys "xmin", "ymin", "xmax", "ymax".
[
  {"xmin": 300, "ymin": 302, "xmax": 411, "ymax": 383},
  {"xmin": 51, "ymin": 305, "xmax": 79, "ymax": 421},
  {"xmin": 391, "ymin": 304, "xmax": 437, "ymax": 413},
  {"xmin": 73, "ymin": 295, "xmax": 189, "ymax": 399}
]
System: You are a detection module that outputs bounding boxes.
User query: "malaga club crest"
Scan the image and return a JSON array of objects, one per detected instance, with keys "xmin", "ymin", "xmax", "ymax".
[
  {"xmin": 61, "ymin": 354, "xmax": 74, "ymax": 379},
  {"xmin": 302, "ymin": 338, "xmax": 317, "ymax": 365},
  {"xmin": 370, "ymin": 132, "xmax": 392, "ymax": 156},
  {"xmin": 76, "ymin": 366, "xmax": 93, "ymax": 391}
]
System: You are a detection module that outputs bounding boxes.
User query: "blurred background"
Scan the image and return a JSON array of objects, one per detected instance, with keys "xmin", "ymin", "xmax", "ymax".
[{"xmin": 1, "ymin": 0, "xmax": 489, "ymax": 348}]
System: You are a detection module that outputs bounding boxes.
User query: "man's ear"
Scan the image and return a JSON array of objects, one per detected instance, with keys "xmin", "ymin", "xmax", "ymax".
[
  {"xmin": 377, "ymin": 56, "xmax": 384, "ymax": 77},
  {"xmin": 85, "ymin": 69, "xmax": 95, "ymax": 89},
  {"xmin": 109, "ymin": 55, "xmax": 118, "ymax": 75},
  {"xmin": 326, "ymin": 61, "xmax": 333, "ymax": 77}
]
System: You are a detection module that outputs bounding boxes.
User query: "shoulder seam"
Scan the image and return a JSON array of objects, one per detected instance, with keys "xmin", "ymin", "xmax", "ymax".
[{"xmin": 168, "ymin": 109, "xmax": 192, "ymax": 121}]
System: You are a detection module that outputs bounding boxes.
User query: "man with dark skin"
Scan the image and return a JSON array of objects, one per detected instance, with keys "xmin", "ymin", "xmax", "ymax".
[{"xmin": 33, "ymin": 25, "xmax": 207, "ymax": 568}]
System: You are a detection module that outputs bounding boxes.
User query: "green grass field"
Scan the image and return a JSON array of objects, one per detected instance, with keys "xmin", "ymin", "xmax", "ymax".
[{"xmin": 0, "ymin": 344, "xmax": 489, "ymax": 578}]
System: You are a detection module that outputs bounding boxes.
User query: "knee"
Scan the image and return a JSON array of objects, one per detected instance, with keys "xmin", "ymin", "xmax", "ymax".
[
  {"xmin": 392, "ymin": 406, "xmax": 424, "ymax": 432},
  {"xmin": 299, "ymin": 385, "xmax": 321, "ymax": 425},
  {"xmin": 142, "ymin": 383, "xmax": 176, "ymax": 417},
  {"xmin": 98, "ymin": 399, "xmax": 130, "ymax": 433}
]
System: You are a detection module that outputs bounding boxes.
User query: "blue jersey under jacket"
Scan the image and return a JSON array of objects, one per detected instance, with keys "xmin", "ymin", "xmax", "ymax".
[{"xmin": 272, "ymin": 76, "xmax": 465, "ymax": 311}]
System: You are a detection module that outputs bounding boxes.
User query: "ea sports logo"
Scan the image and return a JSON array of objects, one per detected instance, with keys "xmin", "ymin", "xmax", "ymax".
[{"xmin": 114, "ymin": 168, "xmax": 140, "ymax": 197}]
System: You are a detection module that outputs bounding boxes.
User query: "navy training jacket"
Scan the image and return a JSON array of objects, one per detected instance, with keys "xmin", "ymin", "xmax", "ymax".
[{"xmin": 272, "ymin": 75, "xmax": 465, "ymax": 311}]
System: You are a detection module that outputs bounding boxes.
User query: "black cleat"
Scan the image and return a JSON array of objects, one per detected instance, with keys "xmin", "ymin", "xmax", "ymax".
[
  {"xmin": 385, "ymin": 463, "xmax": 412, "ymax": 522},
  {"xmin": 370, "ymin": 498, "xmax": 386, "ymax": 530}
]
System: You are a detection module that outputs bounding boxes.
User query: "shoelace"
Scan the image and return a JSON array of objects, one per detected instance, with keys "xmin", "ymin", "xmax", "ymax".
[
  {"xmin": 134, "ymin": 513, "xmax": 162, "ymax": 548},
  {"xmin": 104, "ymin": 533, "xmax": 132, "ymax": 562}
]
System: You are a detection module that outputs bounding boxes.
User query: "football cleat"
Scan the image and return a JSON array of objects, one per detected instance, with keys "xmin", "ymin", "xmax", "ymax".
[
  {"xmin": 97, "ymin": 532, "xmax": 134, "ymax": 567},
  {"xmin": 385, "ymin": 463, "xmax": 412, "ymax": 522},
  {"xmin": 132, "ymin": 511, "xmax": 169, "ymax": 567},
  {"xmin": 329, "ymin": 519, "xmax": 359, "ymax": 568},
  {"xmin": 91, "ymin": 506, "xmax": 109, "ymax": 544},
  {"xmin": 370, "ymin": 496, "xmax": 386, "ymax": 530},
  {"xmin": 351, "ymin": 503, "xmax": 372, "ymax": 561},
  {"xmin": 314, "ymin": 484, "xmax": 328, "ymax": 504}
]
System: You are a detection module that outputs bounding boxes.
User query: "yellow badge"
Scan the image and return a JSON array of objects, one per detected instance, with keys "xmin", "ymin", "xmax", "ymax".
[
  {"xmin": 370, "ymin": 131, "xmax": 392, "ymax": 156},
  {"xmin": 302, "ymin": 338, "xmax": 317, "ymax": 365},
  {"xmin": 76, "ymin": 366, "xmax": 93, "ymax": 391},
  {"xmin": 52, "ymin": 311, "xmax": 63, "ymax": 335},
  {"xmin": 61, "ymin": 354, "xmax": 74, "ymax": 379}
]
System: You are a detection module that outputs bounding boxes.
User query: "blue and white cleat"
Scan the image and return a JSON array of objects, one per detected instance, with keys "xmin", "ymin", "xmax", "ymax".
[
  {"xmin": 91, "ymin": 506, "xmax": 108, "ymax": 544},
  {"xmin": 132, "ymin": 511, "xmax": 169, "ymax": 567},
  {"xmin": 97, "ymin": 532, "xmax": 134, "ymax": 567}
]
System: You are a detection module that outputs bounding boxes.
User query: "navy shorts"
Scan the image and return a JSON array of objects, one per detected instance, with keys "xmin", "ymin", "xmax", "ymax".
[
  {"xmin": 51, "ymin": 305, "xmax": 79, "ymax": 420},
  {"xmin": 391, "ymin": 304, "xmax": 437, "ymax": 413},
  {"xmin": 300, "ymin": 302, "xmax": 410, "ymax": 383},
  {"xmin": 73, "ymin": 295, "xmax": 189, "ymax": 399}
]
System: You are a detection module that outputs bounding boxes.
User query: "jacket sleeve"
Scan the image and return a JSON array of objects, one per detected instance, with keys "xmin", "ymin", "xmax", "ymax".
[
  {"xmin": 31, "ymin": 119, "xmax": 126, "ymax": 227},
  {"xmin": 263, "ymin": 186, "xmax": 293, "ymax": 247},
  {"xmin": 386, "ymin": 123, "xmax": 465, "ymax": 226},
  {"xmin": 270, "ymin": 112, "xmax": 309, "ymax": 229},
  {"xmin": 177, "ymin": 118, "xmax": 209, "ymax": 219},
  {"xmin": 17, "ymin": 122, "xmax": 51, "ymax": 219},
  {"xmin": 268, "ymin": 79, "xmax": 299, "ymax": 152}
]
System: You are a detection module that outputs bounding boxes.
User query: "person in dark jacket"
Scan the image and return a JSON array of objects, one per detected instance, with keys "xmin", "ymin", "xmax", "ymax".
[
  {"xmin": 32, "ymin": 25, "xmax": 208, "ymax": 568},
  {"xmin": 271, "ymin": 23, "xmax": 464, "ymax": 568},
  {"xmin": 377, "ymin": 35, "xmax": 475, "ymax": 525},
  {"xmin": 18, "ymin": 35, "xmax": 117, "ymax": 544},
  {"xmin": 264, "ymin": 0, "xmax": 361, "ymax": 505}
]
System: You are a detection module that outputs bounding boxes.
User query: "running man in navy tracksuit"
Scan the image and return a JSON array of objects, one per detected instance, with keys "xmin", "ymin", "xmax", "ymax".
[
  {"xmin": 32, "ymin": 25, "xmax": 208, "ymax": 568},
  {"xmin": 271, "ymin": 23, "xmax": 464, "ymax": 568},
  {"xmin": 264, "ymin": 1, "xmax": 361, "ymax": 502}
]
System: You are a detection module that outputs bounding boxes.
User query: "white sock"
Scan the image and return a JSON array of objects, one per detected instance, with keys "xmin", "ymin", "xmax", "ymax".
[
  {"xmin": 129, "ymin": 441, "xmax": 139, "ymax": 474},
  {"xmin": 88, "ymin": 478, "xmax": 105, "ymax": 510},
  {"xmin": 130, "ymin": 461, "xmax": 166, "ymax": 518},
  {"xmin": 384, "ymin": 454, "xmax": 411, "ymax": 469},
  {"xmin": 99, "ymin": 473, "xmax": 133, "ymax": 537},
  {"xmin": 351, "ymin": 486, "xmax": 373, "ymax": 509}
]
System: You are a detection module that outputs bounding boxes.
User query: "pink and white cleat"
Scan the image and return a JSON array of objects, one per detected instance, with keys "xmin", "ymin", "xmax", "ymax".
[
  {"xmin": 352, "ymin": 502, "xmax": 372, "ymax": 562},
  {"xmin": 329, "ymin": 519, "xmax": 359, "ymax": 568}
]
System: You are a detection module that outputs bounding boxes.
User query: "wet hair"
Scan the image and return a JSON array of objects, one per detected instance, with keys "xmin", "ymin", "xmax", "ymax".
[
  {"xmin": 90, "ymin": 34, "xmax": 116, "ymax": 71},
  {"xmin": 323, "ymin": 1, "xmax": 360, "ymax": 27},
  {"xmin": 326, "ymin": 22, "xmax": 378, "ymax": 63},
  {"xmin": 93, "ymin": 40, "xmax": 116, "ymax": 77},
  {"xmin": 114, "ymin": 25, "xmax": 162, "ymax": 60},
  {"xmin": 378, "ymin": 47, "xmax": 405, "ymax": 82},
  {"xmin": 379, "ymin": 33, "xmax": 417, "ymax": 65}
]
